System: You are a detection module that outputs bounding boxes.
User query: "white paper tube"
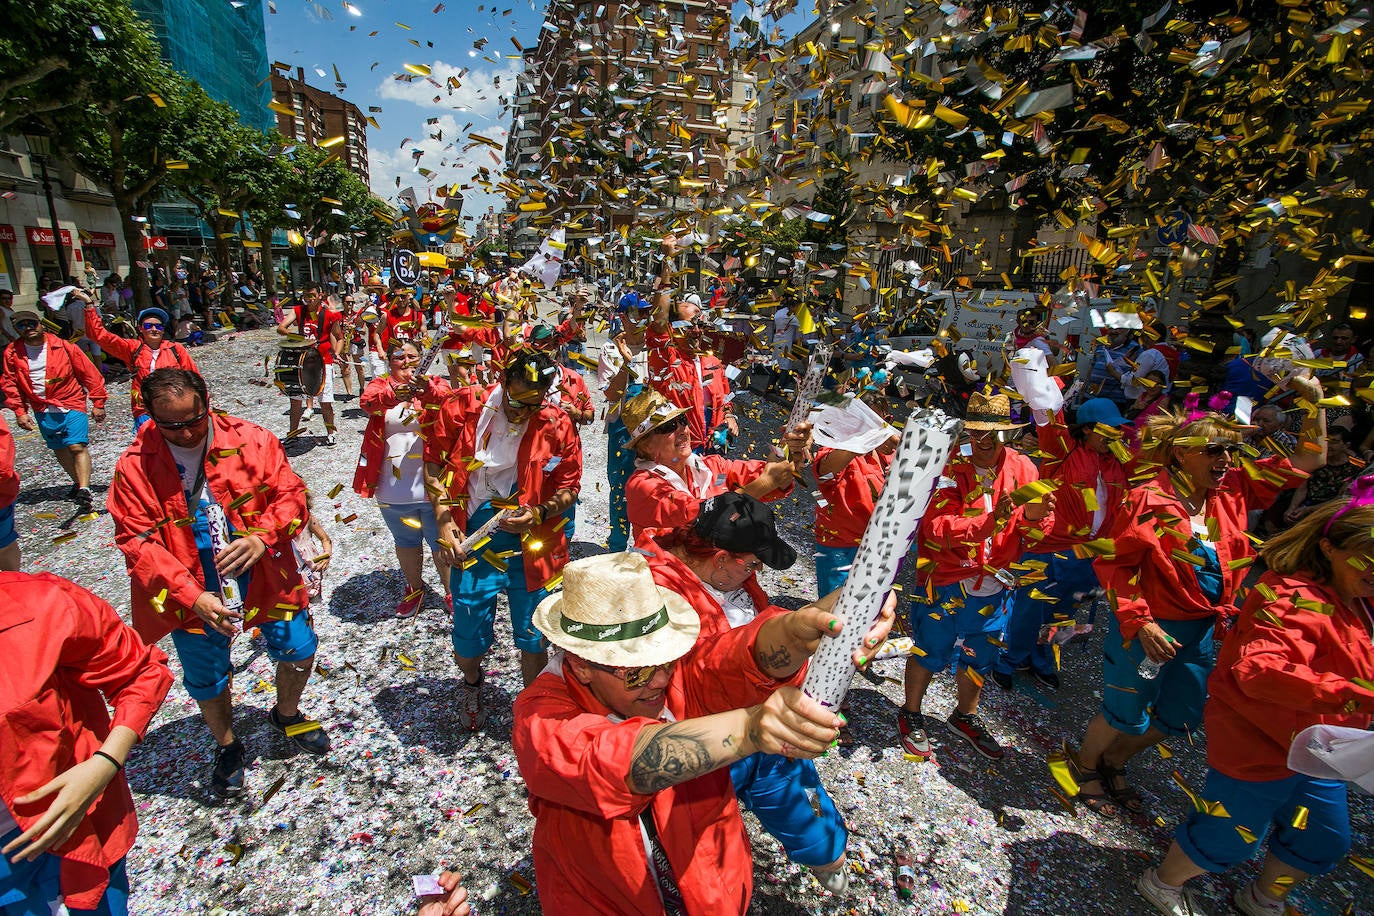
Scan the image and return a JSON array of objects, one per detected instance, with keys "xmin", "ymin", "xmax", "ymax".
[
  {"xmin": 800, "ymin": 409, "xmax": 963, "ymax": 711},
  {"xmin": 456, "ymin": 508, "xmax": 512, "ymax": 555},
  {"xmin": 203, "ymin": 502, "xmax": 244, "ymax": 613},
  {"xmin": 773, "ymin": 344, "xmax": 832, "ymax": 458}
]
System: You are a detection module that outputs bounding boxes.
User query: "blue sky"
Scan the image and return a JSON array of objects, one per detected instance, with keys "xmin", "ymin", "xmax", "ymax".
[{"xmin": 262, "ymin": 0, "xmax": 812, "ymax": 223}]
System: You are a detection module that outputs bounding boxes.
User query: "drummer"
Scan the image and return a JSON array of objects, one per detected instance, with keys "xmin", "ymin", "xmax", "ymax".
[{"xmin": 274, "ymin": 282, "xmax": 343, "ymax": 447}]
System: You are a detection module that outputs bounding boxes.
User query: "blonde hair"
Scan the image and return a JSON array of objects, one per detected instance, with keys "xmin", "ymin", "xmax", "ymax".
[
  {"xmin": 1137, "ymin": 408, "xmax": 1244, "ymax": 467},
  {"xmin": 1262, "ymin": 496, "xmax": 1374, "ymax": 583}
]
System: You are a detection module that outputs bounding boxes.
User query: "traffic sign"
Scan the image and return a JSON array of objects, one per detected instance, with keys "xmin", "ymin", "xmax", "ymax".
[{"xmin": 1157, "ymin": 210, "xmax": 1191, "ymax": 245}]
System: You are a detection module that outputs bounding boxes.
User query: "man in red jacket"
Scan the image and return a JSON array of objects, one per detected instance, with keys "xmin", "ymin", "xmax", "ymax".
[
  {"xmin": 0, "ymin": 572, "xmax": 172, "ymax": 915},
  {"xmin": 107, "ymin": 369, "xmax": 330, "ymax": 800},
  {"xmin": 0, "ymin": 302, "xmax": 108, "ymax": 510},
  {"xmin": 513, "ymin": 551, "xmax": 890, "ymax": 915}
]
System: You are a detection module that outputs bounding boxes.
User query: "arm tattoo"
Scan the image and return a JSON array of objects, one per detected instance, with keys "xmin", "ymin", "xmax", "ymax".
[
  {"xmin": 755, "ymin": 641, "xmax": 794, "ymax": 677},
  {"xmin": 628, "ymin": 725, "xmax": 720, "ymax": 795}
]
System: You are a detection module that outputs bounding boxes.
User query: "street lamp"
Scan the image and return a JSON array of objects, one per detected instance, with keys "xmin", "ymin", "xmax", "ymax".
[{"xmin": 23, "ymin": 134, "xmax": 70, "ymax": 283}]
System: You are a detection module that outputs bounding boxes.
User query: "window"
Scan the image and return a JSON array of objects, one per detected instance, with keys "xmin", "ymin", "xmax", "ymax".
[
  {"xmin": 669, "ymin": 8, "xmax": 685, "ymax": 25},
  {"xmin": 635, "ymin": 35, "xmax": 655, "ymax": 55},
  {"xmin": 696, "ymin": 44, "xmax": 713, "ymax": 62},
  {"xmin": 665, "ymin": 100, "xmax": 683, "ymax": 116},
  {"xmin": 697, "ymin": 103, "xmax": 713, "ymax": 121},
  {"xmin": 698, "ymin": 73, "xmax": 713, "ymax": 90}
]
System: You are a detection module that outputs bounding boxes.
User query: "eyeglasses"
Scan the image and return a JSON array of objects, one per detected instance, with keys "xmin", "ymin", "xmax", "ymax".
[
  {"xmin": 507, "ymin": 394, "xmax": 545, "ymax": 412},
  {"xmin": 652, "ymin": 415, "xmax": 689, "ymax": 436},
  {"xmin": 141, "ymin": 321, "xmax": 164, "ymax": 330},
  {"xmin": 1200, "ymin": 442, "xmax": 1242, "ymax": 457},
  {"xmin": 152, "ymin": 410, "xmax": 209, "ymax": 431},
  {"xmin": 586, "ymin": 659, "xmax": 678, "ymax": 689}
]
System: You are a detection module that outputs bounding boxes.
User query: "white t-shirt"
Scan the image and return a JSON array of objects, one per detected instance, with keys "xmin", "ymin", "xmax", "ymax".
[
  {"xmin": 166, "ymin": 433, "xmax": 212, "ymax": 505},
  {"xmin": 24, "ymin": 342, "xmax": 47, "ymax": 399},
  {"xmin": 701, "ymin": 581, "xmax": 760, "ymax": 630},
  {"xmin": 468, "ymin": 387, "xmax": 528, "ymax": 503},
  {"xmin": 376, "ymin": 403, "xmax": 427, "ymax": 504}
]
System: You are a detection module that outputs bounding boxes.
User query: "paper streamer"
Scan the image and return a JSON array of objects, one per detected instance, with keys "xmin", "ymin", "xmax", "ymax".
[
  {"xmin": 801, "ymin": 409, "xmax": 963, "ymax": 711},
  {"xmin": 204, "ymin": 503, "xmax": 244, "ymax": 613},
  {"xmin": 457, "ymin": 508, "xmax": 511, "ymax": 555},
  {"xmin": 773, "ymin": 344, "xmax": 832, "ymax": 458}
]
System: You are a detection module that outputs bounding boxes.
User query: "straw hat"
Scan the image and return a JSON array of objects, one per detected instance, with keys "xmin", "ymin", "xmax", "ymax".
[
  {"xmin": 622, "ymin": 389, "xmax": 689, "ymax": 448},
  {"xmin": 961, "ymin": 391, "xmax": 1027, "ymax": 431},
  {"xmin": 533, "ymin": 552, "xmax": 700, "ymax": 667}
]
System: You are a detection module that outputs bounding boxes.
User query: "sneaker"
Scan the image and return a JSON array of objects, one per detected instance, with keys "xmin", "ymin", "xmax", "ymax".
[
  {"xmin": 269, "ymin": 706, "xmax": 332, "ymax": 755},
  {"xmin": 74, "ymin": 488, "xmax": 94, "ymax": 511},
  {"xmin": 64, "ymin": 483, "xmax": 79, "ymax": 499},
  {"xmin": 460, "ymin": 676, "xmax": 487, "ymax": 731},
  {"xmin": 210, "ymin": 740, "xmax": 246, "ymax": 798},
  {"xmin": 395, "ymin": 591, "xmax": 423, "ymax": 619},
  {"xmin": 896, "ymin": 708, "xmax": 931, "ymax": 759},
  {"xmin": 946, "ymin": 711, "xmax": 1004, "ymax": 760},
  {"xmin": 1032, "ymin": 669, "xmax": 1061, "ymax": 691},
  {"xmin": 810, "ymin": 863, "xmax": 850, "ymax": 895},
  {"xmin": 1233, "ymin": 880, "xmax": 1285, "ymax": 916},
  {"xmin": 990, "ymin": 669, "xmax": 1014, "ymax": 691},
  {"xmin": 322, "ymin": 432, "xmax": 337, "ymax": 447},
  {"xmin": 1136, "ymin": 868, "xmax": 1210, "ymax": 916}
]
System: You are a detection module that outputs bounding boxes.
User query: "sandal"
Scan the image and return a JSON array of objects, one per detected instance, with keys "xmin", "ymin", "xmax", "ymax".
[
  {"xmin": 1100, "ymin": 761, "xmax": 1146, "ymax": 814},
  {"xmin": 894, "ymin": 838, "xmax": 916, "ymax": 901},
  {"xmin": 1061, "ymin": 741, "xmax": 1121, "ymax": 819}
]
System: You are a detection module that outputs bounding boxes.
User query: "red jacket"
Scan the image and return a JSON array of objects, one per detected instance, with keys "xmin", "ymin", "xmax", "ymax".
[
  {"xmin": 424, "ymin": 384, "xmax": 582, "ymax": 593},
  {"xmin": 0, "ymin": 572, "xmax": 172, "ymax": 910},
  {"xmin": 701, "ymin": 354, "xmax": 732, "ymax": 434},
  {"xmin": 646, "ymin": 324, "xmax": 706, "ymax": 449},
  {"xmin": 0, "ymin": 413, "xmax": 17, "ymax": 507},
  {"xmin": 814, "ymin": 449, "xmax": 891, "ymax": 547},
  {"xmin": 643, "ymin": 540, "xmax": 790, "ymax": 642},
  {"xmin": 917, "ymin": 448, "xmax": 1052, "ymax": 588},
  {"xmin": 1, "ymin": 333, "xmax": 108, "ymax": 419},
  {"xmin": 352, "ymin": 374, "xmax": 451, "ymax": 499},
  {"xmin": 555, "ymin": 365, "xmax": 593, "ymax": 424},
  {"xmin": 1095, "ymin": 457, "xmax": 1303, "ymax": 641},
  {"xmin": 512, "ymin": 616, "xmax": 786, "ymax": 915},
  {"xmin": 626, "ymin": 454, "xmax": 790, "ymax": 542},
  {"xmin": 107, "ymin": 413, "xmax": 312, "ymax": 642},
  {"xmin": 83, "ymin": 307, "xmax": 198, "ymax": 418},
  {"xmin": 1032, "ymin": 413, "xmax": 1131, "ymax": 551},
  {"xmin": 1205, "ymin": 572, "xmax": 1374, "ymax": 781}
]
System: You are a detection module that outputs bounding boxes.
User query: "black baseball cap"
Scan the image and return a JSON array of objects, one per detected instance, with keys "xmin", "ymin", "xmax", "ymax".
[{"xmin": 692, "ymin": 492, "xmax": 797, "ymax": 570}]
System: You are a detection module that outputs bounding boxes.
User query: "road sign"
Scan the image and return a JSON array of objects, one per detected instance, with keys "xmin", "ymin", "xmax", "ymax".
[
  {"xmin": 1157, "ymin": 210, "xmax": 1191, "ymax": 245},
  {"xmin": 392, "ymin": 249, "xmax": 420, "ymax": 286}
]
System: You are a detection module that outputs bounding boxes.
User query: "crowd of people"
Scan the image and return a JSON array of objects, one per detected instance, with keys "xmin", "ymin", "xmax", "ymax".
[{"xmin": 0, "ymin": 234, "xmax": 1370, "ymax": 916}]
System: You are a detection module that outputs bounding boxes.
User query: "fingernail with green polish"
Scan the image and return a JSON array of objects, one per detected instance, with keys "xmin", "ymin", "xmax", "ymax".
[
  {"xmin": 856, "ymin": 655, "xmax": 867, "ymax": 666},
  {"xmin": 828, "ymin": 618, "xmax": 838, "ymax": 631}
]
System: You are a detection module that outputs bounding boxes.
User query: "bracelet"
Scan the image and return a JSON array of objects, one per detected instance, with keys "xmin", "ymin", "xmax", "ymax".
[{"xmin": 93, "ymin": 750, "xmax": 123, "ymax": 772}]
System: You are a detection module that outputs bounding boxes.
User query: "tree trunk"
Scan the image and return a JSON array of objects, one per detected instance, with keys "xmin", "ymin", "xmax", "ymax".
[{"xmin": 116, "ymin": 197, "xmax": 152, "ymax": 312}]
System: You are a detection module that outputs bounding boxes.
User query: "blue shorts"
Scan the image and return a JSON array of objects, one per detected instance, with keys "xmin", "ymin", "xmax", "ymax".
[
  {"xmin": 1100, "ymin": 612, "xmax": 1214, "ymax": 736},
  {"xmin": 909, "ymin": 581, "xmax": 1013, "ymax": 677},
  {"xmin": 732, "ymin": 753, "xmax": 847, "ymax": 867},
  {"xmin": 448, "ymin": 503, "xmax": 549, "ymax": 657},
  {"xmin": 997, "ymin": 551, "xmax": 1101, "ymax": 677},
  {"xmin": 378, "ymin": 501, "xmax": 440, "ymax": 552},
  {"xmin": 169, "ymin": 612, "xmax": 319, "ymax": 701},
  {"xmin": 36, "ymin": 410, "xmax": 89, "ymax": 450},
  {"xmin": 0, "ymin": 503, "xmax": 14, "ymax": 549},
  {"xmin": 814, "ymin": 544, "xmax": 858, "ymax": 598},
  {"xmin": 1177, "ymin": 770, "xmax": 1350, "ymax": 876},
  {"xmin": 0, "ymin": 832, "xmax": 128, "ymax": 915}
]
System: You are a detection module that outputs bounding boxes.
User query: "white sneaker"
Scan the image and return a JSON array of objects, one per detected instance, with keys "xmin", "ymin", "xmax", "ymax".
[
  {"xmin": 1233, "ymin": 880, "xmax": 1285, "ymax": 916},
  {"xmin": 1136, "ymin": 868, "xmax": 1210, "ymax": 916}
]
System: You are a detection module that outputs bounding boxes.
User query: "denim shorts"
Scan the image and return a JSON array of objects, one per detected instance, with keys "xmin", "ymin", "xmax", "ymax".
[
  {"xmin": 378, "ymin": 501, "xmax": 440, "ymax": 552},
  {"xmin": 37, "ymin": 410, "xmax": 89, "ymax": 450},
  {"xmin": 0, "ymin": 503, "xmax": 14, "ymax": 549},
  {"xmin": 169, "ymin": 612, "xmax": 318, "ymax": 701},
  {"xmin": 1100, "ymin": 612, "xmax": 1214, "ymax": 736}
]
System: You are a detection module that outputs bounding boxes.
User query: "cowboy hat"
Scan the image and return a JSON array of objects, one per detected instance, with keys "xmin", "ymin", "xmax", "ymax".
[
  {"xmin": 533, "ymin": 552, "xmax": 700, "ymax": 667},
  {"xmin": 622, "ymin": 389, "xmax": 689, "ymax": 448},
  {"xmin": 961, "ymin": 391, "xmax": 1027, "ymax": 431}
]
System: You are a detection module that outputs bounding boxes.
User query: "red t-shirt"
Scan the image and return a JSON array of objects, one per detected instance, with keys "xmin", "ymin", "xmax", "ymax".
[{"xmin": 295, "ymin": 306, "xmax": 340, "ymax": 364}]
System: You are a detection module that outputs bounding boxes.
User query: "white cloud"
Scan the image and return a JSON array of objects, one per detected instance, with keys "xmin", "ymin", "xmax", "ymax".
[
  {"xmin": 375, "ymin": 58, "xmax": 521, "ymax": 119},
  {"xmin": 367, "ymin": 115, "xmax": 511, "ymax": 220}
]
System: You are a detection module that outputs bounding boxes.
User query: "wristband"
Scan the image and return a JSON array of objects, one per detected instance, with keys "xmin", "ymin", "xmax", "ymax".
[{"xmin": 93, "ymin": 751, "xmax": 123, "ymax": 772}]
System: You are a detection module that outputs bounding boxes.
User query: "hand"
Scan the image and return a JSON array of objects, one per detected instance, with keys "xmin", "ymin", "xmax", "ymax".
[
  {"xmin": 0, "ymin": 757, "xmax": 119, "ymax": 861},
  {"xmin": 878, "ymin": 432, "xmax": 901, "ymax": 455},
  {"xmin": 1023, "ymin": 492, "xmax": 1056, "ymax": 522},
  {"xmin": 90, "ymin": 406, "xmax": 106, "ymax": 424},
  {"xmin": 191, "ymin": 590, "xmax": 242, "ymax": 638},
  {"xmin": 499, "ymin": 507, "xmax": 540, "ymax": 533},
  {"xmin": 1136, "ymin": 621, "xmax": 1178, "ymax": 664},
  {"xmin": 993, "ymin": 494, "xmax": 1015, "ymax": 525},
  {"xmin": 726, "ymin": 415, "xmax": 739, "ymax": 437},
  {"xmin": 761, "ymin": 460, "xmax": 797, "ymax": 492},
  {"xmin": 781, "ymin": 591, "xmax": 897, "ymax": 664},
  {"xmin": 1287, "ymin": 374, "xmax": 1323, "ymax": 402},
  {"xmin": 1284, "ymin": 504, "xmax": 1309, "ymax": 524},
  {"xmin": 661, "ymin": 236, "xmax": 678, "ymax": 257},
  {"xmin": 309, "ymin": 529, "xmax": 333, "ymax": 573},
  {"xmin": 417, "ymin": 870, "xmax": 472, "ymax": 916},
  {"xmin": 215, "ymin": 534, "xmax": 267, "ymax": 578},
  {"xmin": 780, "ymin": 422, "xmax": 813, "ymax": 460},
  {"xmin": 15, "ymin": 414, "xmax": 36, "ymax": 432},
  {"xmin": 614, "ymin": 335, "xmax": 633, "ymax": 362},
  {"xmin": 437, "ymin": 520, "xmax": 468, "ymax": 565}
]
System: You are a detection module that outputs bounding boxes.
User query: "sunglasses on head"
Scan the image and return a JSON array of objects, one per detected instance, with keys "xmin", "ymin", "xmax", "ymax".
[
  {"xmin": 653, "ymin": 414, "xmax": 689, "ymax": 436},
  {"xmin": 586, "ymin": 659, "xmax": 677, "ymax": 689},
  {"xmin": 152, "ymin": 409, "xmax": 209, "ymax": 431}
]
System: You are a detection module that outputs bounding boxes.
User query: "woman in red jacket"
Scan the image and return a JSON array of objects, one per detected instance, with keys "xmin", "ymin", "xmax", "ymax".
[
  {"xmin": 1135, "ymin": 494, "xmax": 1374, "ymax": 916},
  {"xmin": 77, "ymin": 288, "xmax": 198, "ymax": 430},
  {"xmin": 0, "ymin": 572, "xmax": 172, "ymax": 915},
  {"xmin": 1070, "ymin": 391, "xmax": 1325, "ymax": 818},
  {"xmin": 353, "ymin": 340, "xmax": 451, "ymax": 618},
  {"xmin": 623, "ymin": 389, "xmax": 808, "ymax": 543}
]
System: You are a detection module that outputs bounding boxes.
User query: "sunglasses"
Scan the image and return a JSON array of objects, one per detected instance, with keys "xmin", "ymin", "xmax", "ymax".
[
  {"xmin": 152, "ymin": 410, "xmax": 209, "ymax": 431},
  {"xmin": 586, "ymin": 659, "xmax": 677, "ymax": 689},
  {"xmin": 729, "ymin": 553, "xmax": 764, "ymax": 572},
  {"xmin": 653, "ymin": 415, "xmax": 689, "ymax": 436},
  {"xmin": 507, "ymin": 395, "xmax": 545, "ymax": 411},
  {"xmin": 141, "ymin": 321, "xmax": 164, "ymax": 330},
  {"xmin": 14, "ymin": 320, "xmax": 40, "ymax": 330},
  {"xmin": 1200, "ymin": 442, "xmax": 1242, "ymax": 457}
]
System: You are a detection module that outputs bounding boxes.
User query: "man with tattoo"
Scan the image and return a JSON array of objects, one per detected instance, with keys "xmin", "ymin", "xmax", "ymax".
[{"xmin": 512, "ymin": 551, "xmax": 894, "ymax": 914}]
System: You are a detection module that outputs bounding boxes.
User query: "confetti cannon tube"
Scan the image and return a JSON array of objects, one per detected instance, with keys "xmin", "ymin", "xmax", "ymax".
[
  {"xmin": 800, "ymin": 409, "xmax": 963, "ymax": 711},
  {"xmin": 203, "ymin": 502, "xmax": 244, "ymax": 613},
  {"xmin": 413, "ymin": 318, "xmax": 451, "ymax": 377},
  {"xmin": 456, "ymin": 508, "xmax": 512, "ymax": 555},
  {"xmin": 772, "ymin": 344, "xmax": 832, "ymax": 458}
]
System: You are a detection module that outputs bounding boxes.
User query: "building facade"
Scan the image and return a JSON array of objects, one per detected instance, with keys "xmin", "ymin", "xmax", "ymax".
[{"xmin": 270, "ymin": 69, "xmax": 371, "ymax": 186}]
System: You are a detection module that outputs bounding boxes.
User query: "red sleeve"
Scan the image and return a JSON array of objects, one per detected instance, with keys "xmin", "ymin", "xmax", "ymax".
[
  {"xmin": 720, "ymin": 456, "xmax": 792, "ymax": 501},
  {"xmin": 81, "ymin": 307, "xmax": 138, "ymax": 364},
  {"xmin": 922, "ymin": 481, "xmax": 998, "ymax": 547},
  {"xmin": 107, "ymin": 460, "xmax": 206, "ymax": 616},
  {"xmin": 424, "ymin": 392, "xmax": 465, "ymax": 467},
  {"xmin": 1230, "ymin": 586, "xmax": 1374, "ymax": 713},
  {"xmin": 1233, "ymin": 455, "xmax": 1306, "ymax": 512},
  {"xmin": 626, "ymin": 470, "xmax": 700, "ymax": 533},
  {"xmin": 65, "ymin": 340, "xmax": 108, "ymax": 408},
  {"xmin": 1035, "ymin": 413, "xmax": 1075, "ymax": 473},
  {"xmin": 0, "ymin": 415, "xmax": 18, "ymax": 506},
  {"xmin": 542, "ymin": 410, "xmax": 583, "ymax": 496},
  {"xmin": 360, "ymin": 376, "xmax": 402, "ymax": 417},
  {"xmin": 0, "ymin": 347, "xmax": 21, "ymax": 416},
  {"xmin": 55, "ymin": 576, "xmax": 173, "ymax": 738},
  {"xmin": 248, "ymin": 432, "xmax": 309, "ymax": 549}
]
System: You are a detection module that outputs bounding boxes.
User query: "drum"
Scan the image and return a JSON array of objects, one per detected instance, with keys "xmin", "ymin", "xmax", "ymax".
[{"xmin": 274, "ymin": 345, "xmax": 325, "ymax": 398}]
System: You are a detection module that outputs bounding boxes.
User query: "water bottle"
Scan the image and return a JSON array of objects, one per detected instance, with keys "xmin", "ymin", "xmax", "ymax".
[{"xmin": 1137, "ymin": 657, "xmax": 1164, "ymax": 680}]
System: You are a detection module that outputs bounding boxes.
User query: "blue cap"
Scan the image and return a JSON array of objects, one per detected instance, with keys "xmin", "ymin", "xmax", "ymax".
[
  {"xmin": 137, "ymin": 307, "xmax": 170, "ymax": 327},
  {"xmin": 617, "ymin": 292, "xmax": 645, "ymax": 312},
  {"xmin": 1075, "ymin": 398, "xmax": 1130, "ymax": 428}
]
